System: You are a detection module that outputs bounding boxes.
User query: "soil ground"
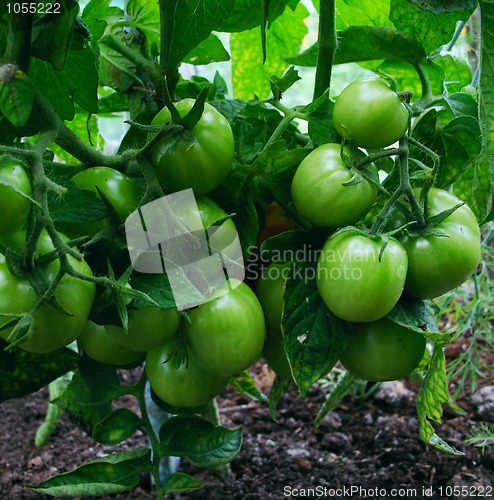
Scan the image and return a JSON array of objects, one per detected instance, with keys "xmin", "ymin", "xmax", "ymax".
[{"xmin": 1, "ymin": 344, "xmax": 493, "ymax": 500}]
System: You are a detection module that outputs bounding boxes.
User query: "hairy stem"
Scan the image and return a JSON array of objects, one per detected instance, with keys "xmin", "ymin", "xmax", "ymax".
[
  {"xmin": 4, "ymin": 4, "xmax": 33, "ymax": 72},
  {"xmin": 313, "ymin": 0, "xmax": 337, "ymax": 100}
]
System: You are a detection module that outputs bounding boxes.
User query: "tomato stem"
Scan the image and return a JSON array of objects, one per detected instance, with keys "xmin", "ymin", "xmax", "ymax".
[{"xmin": 313, "ymin": 0, "xmax": 337, "ymax": 100}]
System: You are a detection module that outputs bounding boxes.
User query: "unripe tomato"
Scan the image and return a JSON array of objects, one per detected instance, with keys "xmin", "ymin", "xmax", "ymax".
[
  {"xmin": 0, "ymin": 231, "xmax": 96, "ymax": 353},
  {"xmin": 316, "ymin": 231, "xmax": 408, "ymax": 322},
  {"xmin": 393, "ymin": 188, "xmax": 481, "ymax": 299},
  {"xmin": 149, "ymin": 99, "xmax": 234, "ymax": 195},
  {"xmin": 65, "ymin": 166, "xmax": 143, "ymax": 238},
  {"xmin": 106, "ymin": 307, "xmax": 180, "ymax": 352},
  {"xmin": 78, "ymin": 321, "xmax": 145, "ymax": 366},
  {"xmin": 339, "ymin": 318, "xmax": 426, "ymax": 382},
  {"xmin": 333, "ymin": 78, "xmax": 409, "ymax": 149},
  {"xmin": 291, "ymin": 144, "xmax": 378, "ymax": 228},
  {"xmin": 146, "ymin": 339, "xmax": 230, "ymax": 408},
  {"xmin": 185, "ymin": 281, "xmax": 266, "ymax": 376},
  {"xmin": 0, "ymin": 159, "xmax": 32, "ymax": 238}
]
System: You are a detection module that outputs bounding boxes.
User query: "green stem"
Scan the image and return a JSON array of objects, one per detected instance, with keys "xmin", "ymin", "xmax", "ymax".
[
  {"xmin": 4, "ymin": 4, "xmax": 33, "ymax": 72},
  {"xmin": 313, "ymin": 0, "xmax": 337, "ymax": 100},
  {"xmin": 264, "ymin": 102, "xmax": 307, "ymax": 150},
  {"xmin": 445, "ymin": 20, "xmax": 467, "ymax": 52},
  {"xmin": 135, "ymin": 370, "xmax": 165, "ymax": 498},
  {"xmin": 414, "ymin": 59, "xmax": 434, "ymax": 104}
]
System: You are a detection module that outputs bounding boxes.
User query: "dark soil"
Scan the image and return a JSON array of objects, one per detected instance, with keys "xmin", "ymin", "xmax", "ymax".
[{"xmin": 1, "ymin": 354, "xmax": 493, "ymax": 500}]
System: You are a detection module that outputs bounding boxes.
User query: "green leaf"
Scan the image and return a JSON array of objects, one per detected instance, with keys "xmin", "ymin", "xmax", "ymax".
[
  {"xmin": 231, "ymin": 2, "xmax": 309, "ymax": 99},
  {"xmin": 0, "ymin": 69, "xmax": 34, "ymax": 128},
  {"xmin": 184, "ymin": 33, "xmax": 231, "ymax": 65},
  {"xmin": 0, "ymin": 339, "xmax": 79, "ymax": 403},
  {"xmin": 286, "ymin": 25, "xmax": 427, "ymax": 67},
  {"xmin": 98, "ymin": 37, "xmax": 139, "ymax": 93},
  {"xmin": 283, "ymin": 261, "xmax": 349, "ymax": 397},
  {"xmin": 82, "ymin": 0, "xmax": 123, "ymax": 41},
  {"xmin": 390, "ymin": 0, "xmax": 475, "ymax": 56},
  {"xmin": 307, "ymin": 96, "xmax": 340, "ymax": 146},
  {"xmin": 97, "ymin": 92, "xmax": 129, "ymax": 114},
  {"xmin": 31, "ymin": 448, "xmax": 152, "ymax": 496},
  {"xmin": 130, "ymin": 272, "xmax": 183, "ymax": 309},
  {"xmin": 269, "ymin": 66, "xmax": 302, "ymax": 99},
  {"xmin": 92, "ymin": 409, "xmax": 142, "ymax": 446},
  {"xmin": 48, "ymin": 182, "xmax": 108, "ymax": 224},
  {"xmin": 218, "ymin": 0, "xmax": 289, "ymax": 32},
  {"xmin": 53, "ymin": 357, "xmax": 125, "ymax": 436},
  {"xmin": 159, "ymin": 416, "xmax": 243, "ymax": 467},
  {"xmin": 268, "ymin": 375, "xmax": 292, "ymax": 420},
  {"xmin": 417, "ymin": 344, "xmax": 463, "ymax": 454},
  {"xmin": 471, "ymin": 0, "xmax": 494, "ymax": 223},
  {"xmin": 30, "ymin": 43, "xmax": 99, "ymax": 121},
  {"xmin": 162, "ymin": 472, "xmax": 203, "ymax": 494},
  {"xmin": 125, "ymin": 0, "xmax": 160, "ymax": 48},
  {"xmin": 230, "ymin": 370, "xmax": 269, "ymax": 403},
  {"xmin": 255, "ymin": 140, "xmax": 310, "ymax": 181},
  {"xmin": 335, "ymin": 0, "xmax": 393, "ymax": 30},
  {"xmin": 406, "ymin": 0, "xmax": 478, "ymax": 15},
  {"xmin": 160, "ymin": 0, "xmax": 235, "ymax": 71},
  {"xmin": 433, "ymin": 54, "xmax": 473, "ymax": 94},
  {"xmin": 31, "ymin": 0, "xmax": 79, "ymax": 70}
]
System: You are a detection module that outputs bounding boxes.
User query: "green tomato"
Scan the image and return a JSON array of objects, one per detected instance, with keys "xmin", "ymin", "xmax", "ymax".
[
  {"xmin": 339, "ymin": 318, "xmax": 426, "ymax": 382},
  {"xmin": 78, "ymin": 321, "xmax": 145, "ymax": 366},
  {"xmin": 291, "ymin": 144, "xmax": 378, "ymax": 228},
  {"xmin": 146, "ymin": 339, "xmax": 230, "ymax": 408},
  {"xmin": 65, "ymin": 166, "xmax": 143, "ymax": 237},
  {"xmin": 0, "ymin": 159, "xmax": 32, "ymax": 238},
  {"xmin": 0, "ymin": 231, "xmax": 95, "ymax": 353},
  {"xmin": 256, "ymin": 261, "xmax": 292, "ymax": 338},
  {"xmin": 316, "ymin": 231, "xmax": 408, "ymax": 322},
  {"xmin": 149, "ymin": 99, "xmax": 234, "ymax": 195},
  {"xmin": 185, "ymin": 281, "xmax": 266, "ymax": 376},
  {"xmin": 262, "ymin": 334, "xmax": 293, "ymax": 381},
  {"xmin": 333, "ymin": 78, "xmax": 409, "ymax": 150},
  {"xmin": 106, "ymin": 307, "xmax": 181, "ymax": 352},
  {"xmin": 393, "ymin": 188, "xmax": 481, "ymax": 299}
]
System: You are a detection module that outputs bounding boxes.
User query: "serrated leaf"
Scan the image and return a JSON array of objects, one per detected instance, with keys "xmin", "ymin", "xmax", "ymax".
[
  {"xmin": 160, "ymin": 0, "xmax": 235, "ymax": 71},
  {"xmin": 335, "ymin": 0, "xmax": 393, "ymax": 31},
  {"xmin": 31, "ymin": 448, "xmax": 152, "ymax": 496},
  {"xmin": 0, "ymin": 339, "xmax": 79, "ymax": 402},
  {"xmin": 231, "ymin": 2, "xmax": 309, "ymax": 99},
  {"xmin": 230, "ymin": 370, "xmax": 269, "ymax": 403},
  {"xmin": 53, "ymin": 357, "xmax": 126, "ymax": 436},
  {"xmin": 30, "ymin": 43, "xmax": 98, "ymax": 121},
  {"xmin": 390, "ymin": 0, "xmax": 475, "ymax": 56},
  {"xmin": 286, "ymin": 25, "xmax": 426, "ymax": 67},
  {"xmin": 471, "ymin": 0, "xmax": 494, "ymax": 223},
  {"xmin": 417, "ymin": 344, "xmax": 462, "ymax": 454},
  {"xmin": 31, "ymin": 0, "xmax": 79, "ymax": 70},
  {"xmin": 159, "ymin": 416, "xmax": 243, "ymax": 467},
  {"xmin": 269, "ymin": 66, "xmax": 301, "ymax": 99},
  {"xmin": 82, "ymin": 0, "xmax": 123, "ymax": 41},
  {"xmin": 125, "ymin": 0, "xmax": 160, "ymax": 48},
  {"xmin": 217, "ymin": 0, "xmax": 289, "ymax": 32},
  {"xmin": 48, "ymin": 182, "xmax": 108, "ymax": 224},
  {"xmin": 162, "ymin": 472, "xmax": 203, "ymax": 494},
  {"xmin": 255, "ymin": 141, "xmax": 310, "ymax": 181},
  {"xmin": 92, "ymin": 409, "xmax": 142, "ymax": 446},
  {"xmin": 0, "ymin": 69, "xmax": 34, "ymax": 128},
  {"xmin": 283, "ymin": 262, "xmax": 349, "ymax": 397},
  {"xmin": 184, "ymin": 33, "xmax": 231, "ymax": 65}
]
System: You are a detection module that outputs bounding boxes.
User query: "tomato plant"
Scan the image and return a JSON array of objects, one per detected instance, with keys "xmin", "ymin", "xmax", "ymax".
[
  {"xmin": 0, "ymin": 158, "xmax": 32, "ymax": 238},
  {"xmin": 78, "ymin": 320, "xmax": 145, "ymax": 366},
  {"xmin": 332, "ymin": 77, "xmax": 409, "ymax": 150},
  {"xmin": 106, "ymin": 306, "xmax": 180, "ymax": 353},
  {"xmin": 0, "ymin": 0, "xmax": 491, "ymax": 497},
  {"xmin": 185, "ymin": 281, "xmax": 266, "ymax": 376},
  {"xmin": 146, "ymin": 339, "xmax": 230, "ymax": 409},
  {"xmin": 149, "ymin": 99, "xmax": 234, "ymax": 195},
  {"xmin": 291, "ymin": 143, "xmax": 378, "ymax": 228},
  {"xmin": 316, "ymin": 231, "xmax": 408, "ymax": 322},
  {"xmin": 391, "ymin": 188, "xmax": 481, "ymax": 299},
  {"xmin": 0, "ymin": 231, "xmax": 95, "ymax": 353},
  {"xmin": 339, "ymin": 318, "xmax": 426, "ymax": 382},
  {"xmin": 64, "ymin": 167, "xmax": 143, "ymax": 238}
]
